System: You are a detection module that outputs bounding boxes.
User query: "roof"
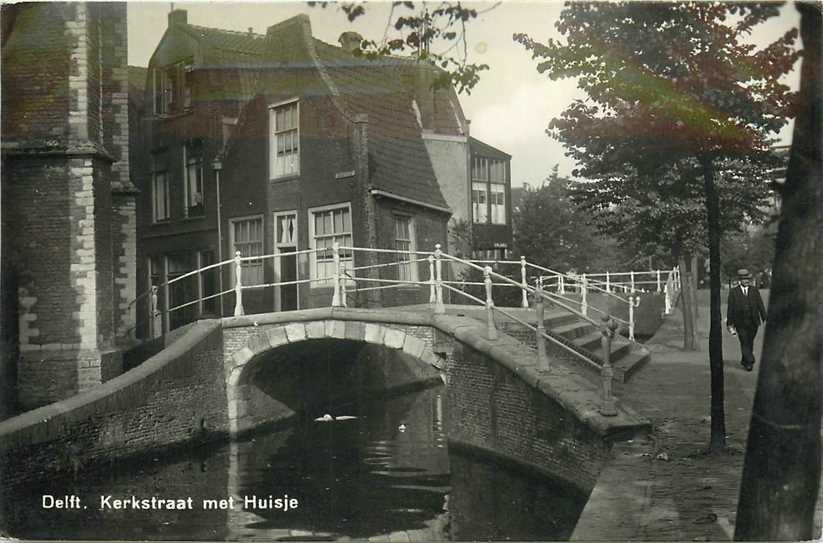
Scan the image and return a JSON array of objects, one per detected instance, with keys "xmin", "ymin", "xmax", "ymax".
[
  {"xmin": 160, "ymin": 14, "xmax": 455, "ymax": 211},
  {"xmin": 313, "ymin": 41, "xmax": 449, "ymax": 208},
  {"xmin": 469, "ymin": 136, "xmax": 512, "ymax": 160}
]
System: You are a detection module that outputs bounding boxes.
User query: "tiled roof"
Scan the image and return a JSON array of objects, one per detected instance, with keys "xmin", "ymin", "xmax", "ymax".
[
  {"xmin": 179, "ymin": 24, "xmax": 268, "ymax": 63},
  {"xmin": 171, "ymin": 17, "xmax": 453, "ymax": 211},
  {"xmin": 314, "ymin": 42, "xmax": 450, "ymax": 209}
]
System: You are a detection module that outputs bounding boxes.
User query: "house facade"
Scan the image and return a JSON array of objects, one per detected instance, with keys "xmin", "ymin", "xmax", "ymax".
[
  {"xmin": 469, "ymin": 137, "xmax": 512, "ymax": 260},
  {"xmin": 133, "ymin": 11, "xmax": 469, "ymax": 334},
  {"xmin": 1, "ymin": 2, "xmax": 136, "ymax": 409}
]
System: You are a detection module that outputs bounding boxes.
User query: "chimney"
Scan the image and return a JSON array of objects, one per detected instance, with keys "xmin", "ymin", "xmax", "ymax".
[
  {"xmin": 168, "ymin": 9, "xmax": 187, "ymax": 28},
  {"xmin": 338, "ymin": 31, "xmax": 364, "ymax": 53}
]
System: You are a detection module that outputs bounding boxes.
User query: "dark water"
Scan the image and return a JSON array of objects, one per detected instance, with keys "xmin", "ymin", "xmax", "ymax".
[{"xmin": 0, "ymin": 386, "xmax": 587, "ymax": 541}]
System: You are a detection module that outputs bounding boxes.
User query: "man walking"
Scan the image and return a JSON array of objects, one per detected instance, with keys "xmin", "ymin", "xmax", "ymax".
[{"xmin": 726, "ymin": 269, "xmax": 767, "ymax": 371}]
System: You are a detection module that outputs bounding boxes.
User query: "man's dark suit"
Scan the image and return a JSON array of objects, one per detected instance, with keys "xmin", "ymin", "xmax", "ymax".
[{"xmin": 726, "ymin": 285, "xmax": 767, "ymax": 369}]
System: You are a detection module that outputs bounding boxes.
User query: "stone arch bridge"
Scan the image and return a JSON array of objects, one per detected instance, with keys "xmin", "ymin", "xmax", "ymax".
[{"xmin": 0, "ymin": 306, "xmax": 649, "ymax": 494}]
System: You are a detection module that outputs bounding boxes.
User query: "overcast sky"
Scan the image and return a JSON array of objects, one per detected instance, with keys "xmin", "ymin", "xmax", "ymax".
[{"xmin": 128, "ymin": 1, "xmax": 802, "ymax": 187}]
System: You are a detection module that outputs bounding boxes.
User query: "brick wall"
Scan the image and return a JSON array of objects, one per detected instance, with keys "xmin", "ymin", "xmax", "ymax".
[
  {"xmin": 1, "ymin": 3, "xmax": 72, "ymax": 142},
  {"xmin": 2, "ymin": 2, "xmax": 132, "ymax": 408},
  {"xmin": 0, "ymin": 321, "xmax": 228, "ymax": 489},
  {"xmin": 445, "ymin": 338, "xmax": 609, "ymax": 491},
  {"xmin": 0, "ymin": 309, "xmax": 646, "ymax": 495}
]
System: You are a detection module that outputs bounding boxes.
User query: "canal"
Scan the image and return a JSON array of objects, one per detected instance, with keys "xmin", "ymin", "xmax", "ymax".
[{"xmin": 0, "ymin": 385, "xmax": 588, "ymax": 540}]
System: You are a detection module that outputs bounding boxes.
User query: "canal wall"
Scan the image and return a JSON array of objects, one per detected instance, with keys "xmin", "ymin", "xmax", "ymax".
[
  {"xmin": 0, "ymin": 320, "xmax": 228, "ymax": 488},
  {"xmin": 0, "ymin": 307, "xmax": 649, "ymax": 495}
]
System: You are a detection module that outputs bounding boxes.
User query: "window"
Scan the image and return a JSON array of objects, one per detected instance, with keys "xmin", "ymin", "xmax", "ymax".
[
  {"xmin": 152, "ymin": 153, "xmax": 170, "ymax": 222},
  {"xmin": 472, "ymin": 182, "xmax": 488, "ymax": 223},
  {"xmin": 309, "ymin": 204, "xmax": 352, "ymax": 286},
  {"xmin": 490, "ymin": 184, "xmax": 506, "ymax": 225},
  {"xmin": 394, "ymin": 215, "xmax": 417, "ymax": 282},
  {"xmin": 230, "ymin": 217, "xmax": 264, "ymax": 286},
  {"xmin": 472, "ymin": 155, "xmax": 508, "ymax": 224},
  {"xmin": 184, "ymin": 140, "xmax": 204, "ymax": 217},
  {"xmin": 269, "ymin": 101, "xmax": 299, "ymax": 179},
  {"xmin": 153, "ymin": 60, "xmax": 192, "ymax": 115}
]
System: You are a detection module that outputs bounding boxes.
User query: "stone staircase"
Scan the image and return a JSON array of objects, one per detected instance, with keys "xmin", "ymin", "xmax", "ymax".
[{"xmin": 490, "ymin": 307, "xmax": 651, "ymax": 383}]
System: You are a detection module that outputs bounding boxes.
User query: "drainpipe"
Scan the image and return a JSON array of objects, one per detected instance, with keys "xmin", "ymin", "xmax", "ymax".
[
  {"xmin": 212, "ymin": 159, "xmax": 225, "ymax": 316},
  {"xmin": 353, "ymin": 114, "xmax": 381, "ymax": 308}
]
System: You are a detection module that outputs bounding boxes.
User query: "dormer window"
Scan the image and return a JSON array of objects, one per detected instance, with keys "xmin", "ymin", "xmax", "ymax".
[
  {"xmin": 269, "ymin": 100, "xmax": 299, "ymax": 179},
  {"xmin": 153, "ymin": 60, "xmax": 192, "ymax": 115}
]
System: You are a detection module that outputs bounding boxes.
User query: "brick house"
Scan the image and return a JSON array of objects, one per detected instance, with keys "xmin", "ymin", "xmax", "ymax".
[
  {"xmin": 1, "ymin": 3, "xmax": 136, "ymax": 409},
  {"xmin": 133, "ymin": 11, "xmax": 506, "ymax": 333}
]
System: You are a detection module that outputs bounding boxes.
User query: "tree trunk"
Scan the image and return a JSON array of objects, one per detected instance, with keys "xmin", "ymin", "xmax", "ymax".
[
  {"xmin": 701, "ymin": 154, "xmax": 726, "ymax": 452},
  {"xmin": 679, "ymin": 253, "xmax": 697, "ymax": 351},
  {"xmin": 735, "ymin": 4, "xmax": 822, "ymax": 540},
  {"xmin": 690, "ymin": 254, "xmax": 699, "ymax": 323}
]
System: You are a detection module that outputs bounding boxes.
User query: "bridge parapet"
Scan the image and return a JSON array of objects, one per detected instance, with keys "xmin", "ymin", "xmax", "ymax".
[{"xmin": 0, "ymin": 306, "xmax": 650, "ymax": 493}]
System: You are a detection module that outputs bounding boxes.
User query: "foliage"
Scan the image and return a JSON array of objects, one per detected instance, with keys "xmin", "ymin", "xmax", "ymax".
[
  {"xmin": 308, "ymin": 1, "xmax": 492, "ymax": 94},
  {"xmin": 720, "ymin": 224, "xmax": 777, "ymax": 284},
  {"xmin": 570, "ymin": 154, "xmax": 781, "ymax": 263},
  {"xmin": 516, "ymin": 2, "xmax": 799, "ymax": 451},
  {"xmin": 513, "ymin": 169, "xmax": 630, "ymax": 273}
]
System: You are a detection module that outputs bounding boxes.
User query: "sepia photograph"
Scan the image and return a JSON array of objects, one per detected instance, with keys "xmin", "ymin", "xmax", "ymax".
[{"xmin": 0, "ymin": 1, "xmax": 821, "ymax": 541}]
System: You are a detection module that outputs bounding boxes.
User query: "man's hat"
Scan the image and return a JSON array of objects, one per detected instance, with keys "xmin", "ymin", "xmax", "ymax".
[{"xmin": 737, "ymin": 268, "xmax": 751, "ymax": 279}]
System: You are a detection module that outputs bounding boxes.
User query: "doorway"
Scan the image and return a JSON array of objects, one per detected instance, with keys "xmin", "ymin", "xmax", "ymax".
[{"xmin": 274, "ymin": 211, "xmax": 299, "ymax": 311}]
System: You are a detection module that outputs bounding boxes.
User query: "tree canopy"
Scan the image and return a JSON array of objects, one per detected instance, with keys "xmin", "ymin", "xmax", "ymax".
[{"xmin": 516, "ymin": 2, "xmax": 800, "ymax": 452}]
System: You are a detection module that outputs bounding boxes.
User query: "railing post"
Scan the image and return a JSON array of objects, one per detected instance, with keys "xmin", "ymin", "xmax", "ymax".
[
  {"xmin": 339, "ymin": 257, "xmax": 348, "ymax": 308},
  {"xmin": 428, "ymin": 254, "xmax": 437, "ymax": 304},
  {"xmin": 664, "ymin": 283, "xmax": 672, "ymax": 315},
  {"xmin": 520, "ymin": 256, "xmax": 529, "ymax": 308},
  {"xmin": 559, "ymin": 274, "xmax": 565, "ymax": 295},
  {"xmin": 580, "ymin": 274, "xmax": 588, "ymax": 316},
  {"xmin": 434, "ymin": 244, "xmax": 445, "ymax": 314},
  {"xmin": 605, "ymin": 271, "xmax": 611, "ymax": 293},
  {"xmin": 534, "ymin": 284, "xmax": 549, "ymax": 371},
  {"xmin": 630, "ymin": 270, "xmax": 636, "ymax": 294},
  {"xmin": 331, "ymin": 242, "xmax": 343, "ymax": 307},
  {"xmin": 628, "ymin": 293, "xmax": 640, "ymax": 341},
  {"xmin": 150, "ymin": 285, "xmax": 161, "ymax": 339},
  {"xmin": 484, "ymin": 266, "xmax": 497, "ymax": 340},
  {"xmin": 234, "ymin": 251, "xmax": 245, "ymax": 317},
  {"xmin": 599, "ymin": 317, "xmax": 618, "ymax": 416},
  {"xmin": 656, "ymin": 269, "xmax": 662, "ymax": 292}
]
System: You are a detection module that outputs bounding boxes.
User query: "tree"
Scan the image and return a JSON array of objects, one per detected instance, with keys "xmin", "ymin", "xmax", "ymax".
[
  {"xmin": 513, "ymin": 168, "xmax": 629, "ymax": 273},
  {"xmin": 308, "ymin": 1, "xmax": 492, "ymax": 93},
  {"xmin": 571, "ymin": 155, "xmax": 778, "ymax": 350},
  {"xmin": 735, "ymin": 3, "xmax": 822, "ymax": 539},
  {"xmin": 516, "ymin": 2, "xmax": 799, "ymax": 452}
]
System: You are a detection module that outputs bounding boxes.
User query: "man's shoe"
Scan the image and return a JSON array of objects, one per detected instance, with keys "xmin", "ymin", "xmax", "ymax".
[{"xmin": 744, "ymin": 362, "xmax": 754, "ymax": 372}]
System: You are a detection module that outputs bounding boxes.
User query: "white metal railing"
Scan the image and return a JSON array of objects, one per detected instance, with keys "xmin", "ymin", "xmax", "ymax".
[{"xmin": 127, "ymin": 244, "xmax": 681, "ymax": 413}]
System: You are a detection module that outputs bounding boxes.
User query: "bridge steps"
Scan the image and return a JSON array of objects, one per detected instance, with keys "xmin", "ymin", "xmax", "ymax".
[
  {"xmin": 507, "ymin": 312, "xmax": 649, "ymax": 384},
  {"xmin": 408, "ymin": 304, "xmax": 650, "ymax": 383}
]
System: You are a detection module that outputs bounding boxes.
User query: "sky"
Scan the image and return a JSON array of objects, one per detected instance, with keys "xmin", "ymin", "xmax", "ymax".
[{"xmin": 128, "ymin": 1, "xmax": 803, "ymax": 188}]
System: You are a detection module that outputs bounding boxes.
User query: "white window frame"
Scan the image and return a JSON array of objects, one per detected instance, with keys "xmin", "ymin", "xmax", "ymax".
[
  {"xmin": 472, "ymin": 182, "xmax": 488, "ymax": 224},
  {"xmin": 153, "ymin": 59, "xmax": 192, "ymax": 116},
  {"xmin": 183, "ymin": 141, "xmax": 204, "ymax": 217},
  {"xmin": 229, "ymin": 215, "xmax": 265, "ymax": 287},
  {"xmin": 490, "ymin": 183, "xmax": 506, "ymax": 225},
  {"xmin": 308, "ymin": 203, "xmax": 353, "ymax": 288},
  {"xmin": 393, "ymin": 213, "xmax": 418, "ymax": 283},
  {"xmin": 269, "ymin": 98, "xmax": 300, "ymax": 180}
]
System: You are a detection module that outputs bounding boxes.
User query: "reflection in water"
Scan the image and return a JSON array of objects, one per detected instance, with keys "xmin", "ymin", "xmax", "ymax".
[{"xmin": 1, "ymin": 386, "xmax": 586, "ymax": 541}]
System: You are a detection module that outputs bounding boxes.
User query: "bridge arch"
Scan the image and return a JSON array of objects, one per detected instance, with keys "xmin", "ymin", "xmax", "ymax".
[{"xmin": 224, "ymin": 319, "xmax": 443, "ymax": 436}]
